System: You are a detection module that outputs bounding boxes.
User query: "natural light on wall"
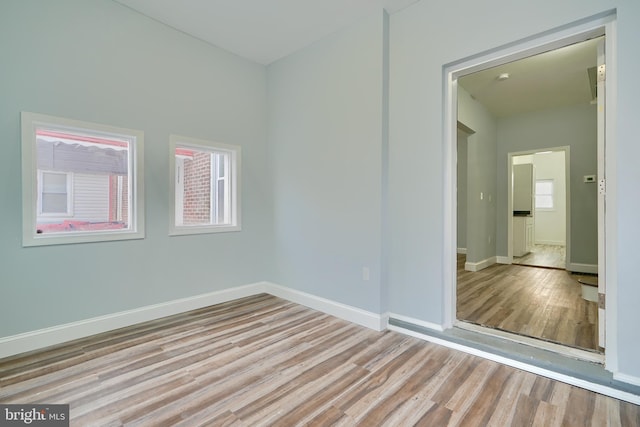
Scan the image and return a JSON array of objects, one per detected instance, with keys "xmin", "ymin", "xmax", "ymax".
[{"xmin": 21, "ymin": 112, "xmax": 145, "ymax": 246}]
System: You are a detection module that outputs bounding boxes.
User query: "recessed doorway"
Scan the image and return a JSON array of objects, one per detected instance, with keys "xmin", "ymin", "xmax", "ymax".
[{"xmin": 444, "ymin": 15, "xmax": 615, "ymax": 365}]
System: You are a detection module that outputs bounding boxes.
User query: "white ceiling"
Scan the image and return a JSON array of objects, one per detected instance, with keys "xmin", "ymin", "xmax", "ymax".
[
  {"xmin": 115, "ymin": 0, "xmax": 419, "ymax": 65},
  {"xmin": 458, "ymin": 37, "xmax": 601, "ymax": 118}
]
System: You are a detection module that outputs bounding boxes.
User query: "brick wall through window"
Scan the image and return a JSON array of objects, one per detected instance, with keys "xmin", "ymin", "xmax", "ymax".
[{"xmin": 182, "ymin": 152, "xmax": 211, "ymax": 225}]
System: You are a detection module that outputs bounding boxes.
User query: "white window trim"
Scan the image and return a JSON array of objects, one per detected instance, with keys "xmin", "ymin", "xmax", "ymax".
[
  {"xmin": 211, "ymin": 151, "xmax": 231, "ymax": 225},
  {"xmin": 21, "ymin": 112, "xmax": 145, "ymax": 246},
  {"xmin": 169, "ymin": 134, "xmax": 241, "ymax": 236},
  {"xmin": 535, "ymin": 178, "xmax": 555, "ymax": 211}
]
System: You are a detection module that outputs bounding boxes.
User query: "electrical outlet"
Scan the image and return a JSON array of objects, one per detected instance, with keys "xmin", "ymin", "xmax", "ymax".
[{"xmin": 362, "ymin": 267, "xmax": 370, "ymax": 281}]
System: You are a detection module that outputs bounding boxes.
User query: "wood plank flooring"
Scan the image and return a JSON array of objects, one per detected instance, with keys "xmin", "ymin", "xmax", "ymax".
[
  {"xmin": 512, "ymin": 244, "xmax": 566, "ymax": 269},
  {"xmin": 2, "ymin": 294, "xmax": 637, "ymax": 426},
  {"xmin": 457, "ymin": 255, "xmax": 598, "ymax": 351}
]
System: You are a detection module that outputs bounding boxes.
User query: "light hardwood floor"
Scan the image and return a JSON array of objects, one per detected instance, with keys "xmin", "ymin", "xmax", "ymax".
[
  {"xmin": 512, "ymin": 244, "xmax": 566, "ymax": 269},
  {"xmin": 457, "ymin": 255, "xmax": 598, "ymax": 352},
  {"xmin": 2, "ymin": 294, "xmax": 638, "ymax": 426}
]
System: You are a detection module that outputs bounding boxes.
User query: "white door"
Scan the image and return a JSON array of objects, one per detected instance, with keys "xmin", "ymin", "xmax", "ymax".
[{"xmin": 596, "ymin": 38, "xmax": 606, "ymax": 349}]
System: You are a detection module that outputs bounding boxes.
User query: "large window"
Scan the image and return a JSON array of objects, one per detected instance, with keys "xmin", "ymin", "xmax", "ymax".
[
  {"xmin": 535, "ymin": 179, "xmax": 554, "ymax": 210},
  {"xmin": 170, "ymin": 135, "xmax": 240, "ymax": 235},
  {"xmin": 21, "ymin": 112, "xmax": 144, "ymax": 246}
]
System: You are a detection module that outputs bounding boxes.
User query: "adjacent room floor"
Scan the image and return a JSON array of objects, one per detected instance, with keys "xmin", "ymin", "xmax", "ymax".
[
  {"xmin": 512, "ymin": 244, "xmax": 566, "ymax": 269},
  {"xmin": 2, "ymin": 294, "xmax": 635, "ymax": 425},
  {"xmin": 457, "ymin": 254, "xmax": 598, "ymax": 352}
]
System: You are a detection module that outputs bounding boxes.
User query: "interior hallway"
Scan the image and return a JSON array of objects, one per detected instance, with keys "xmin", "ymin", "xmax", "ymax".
[{"xmin": 457, "ymin": 255, "xmax": 598, "ymax": 352}]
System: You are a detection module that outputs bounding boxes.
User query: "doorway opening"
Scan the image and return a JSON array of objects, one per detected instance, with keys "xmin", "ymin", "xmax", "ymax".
[
  {"xmin": 511, "ymin": 149, "xmax": 568, "ymax": 270},
  {"xmin": 444, "ymin": 14, "xmax": 615, "ymax": 366}
]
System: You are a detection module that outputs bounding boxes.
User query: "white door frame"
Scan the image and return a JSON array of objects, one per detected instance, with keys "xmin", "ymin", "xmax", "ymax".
[
  {"xmin": 596, "ymin": 37, "xmax": 607, "ymax": 350},
  {"xmin": 175, "ymin": 157, "xmax": 185, "ymax": 226},
  {"xmin": 442, "ymin": 13, "xmax": 618, "ymax": 372}
]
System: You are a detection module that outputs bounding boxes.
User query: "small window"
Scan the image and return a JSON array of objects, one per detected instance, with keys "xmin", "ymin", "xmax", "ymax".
[
  {"xmin": 170, "ymin": 135, "xmax": 240, "ymax": 235},
  {"xmin": 535, "ymin": 179, "xmax": 554, "ymax": 210},
  {"xmin": 21, "ymin": 112, "xmax": 145, "ymax": 246},
  {"xmin": 39, "ymin": 170, "xmax": 73, "ymax": 216}
]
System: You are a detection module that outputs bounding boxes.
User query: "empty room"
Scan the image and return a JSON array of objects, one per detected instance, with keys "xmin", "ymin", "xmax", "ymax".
[{"xmin": 1, "ymin": 0, "xmax": 640, "ymax": 425}]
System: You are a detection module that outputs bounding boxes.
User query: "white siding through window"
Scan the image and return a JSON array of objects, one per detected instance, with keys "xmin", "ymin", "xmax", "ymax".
[{"xmin": 73, "ymin": 173, "xmax": 110, "ymax": 222}]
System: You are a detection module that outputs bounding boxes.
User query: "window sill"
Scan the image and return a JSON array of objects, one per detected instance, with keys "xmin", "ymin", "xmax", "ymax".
[
  {"xmin": 23, "ymin": 229, "xmax": 145, "ymax": 247},
  {"xmin": 169, "ymin": 224, "xmax": 241, "ymax": 236}
]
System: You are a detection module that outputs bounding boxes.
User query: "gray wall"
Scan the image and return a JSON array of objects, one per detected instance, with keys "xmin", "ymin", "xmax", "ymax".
[
  {"xmin": 456, "ymin": 131, "xmax": 468, "ymax": 251},
  {"xmin": 458, "ymin": 87, "xmax": 498, "ymax": 265},
  {"xmin": 0, "ymin": 0, "xmax": 271, "ymax": 336},
  {"xmin": 267, "ymin": 11, "xmax": 386, "ymax": 312},
  {"xmin": 496, "ymin": 104, "xmax": 597, "ymax": 265}
]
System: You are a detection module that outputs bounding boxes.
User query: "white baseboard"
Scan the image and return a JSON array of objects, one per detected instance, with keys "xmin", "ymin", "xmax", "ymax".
[
  {"xmin": 567, "ymin": 263, "xmax": 598, "ymax": 274},
  {"xmin": 0, "ymin": 282, "xmax": 267, "ymax": 359},
  {"xmin": 0, "ymin": 281, "xmax": 385, "ymax": 359},
  {"xmin": 496, "ymin": 256, "xmax": 511, "ymax": 264},
  {"xmin": 265, "ymin": 282, "xmax": 385, "ymax": 331},
  {"xmin": 457, "ymin": 248, "xmax": 467, "ymax": 254},
  {"xmin": 387, "ymin": 313, "xmax": 444, "ymax": 332},
  {"xmin": 387, "ymin": 323, "xmax": 640, "ymax": 405},
  {"xmin": 465, "ymin": 256, "xmax": 497, "ymax": 272}
]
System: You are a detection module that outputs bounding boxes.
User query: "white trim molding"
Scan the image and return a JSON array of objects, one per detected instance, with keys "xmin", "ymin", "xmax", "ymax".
[
  {"xmin": 496, "ymin": 256, "xmax": 511, "ymax": 264},
  {"xmin": 264, "ymin": 282, "xmax": 385, "ymax": 331},
  {"xmin": 464, "ymin": 256, "xmax": 496, "ymax": 272},
  {"xmin": 0, "ymin": 283, "xmax": 267, "ymax": 359}
]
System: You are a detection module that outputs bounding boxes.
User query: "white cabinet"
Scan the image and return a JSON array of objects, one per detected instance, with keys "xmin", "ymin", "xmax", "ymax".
[
  {"xmin": 513, "ymin": 164, "xmax": 534, "ymax": 214},
  {"xmin": 513, "ymin": 216, "xmax": 534, "ymax": 257},
  {"xmin": 513, "ymin": 162, "xmax": 535, "ymax": 257}
]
